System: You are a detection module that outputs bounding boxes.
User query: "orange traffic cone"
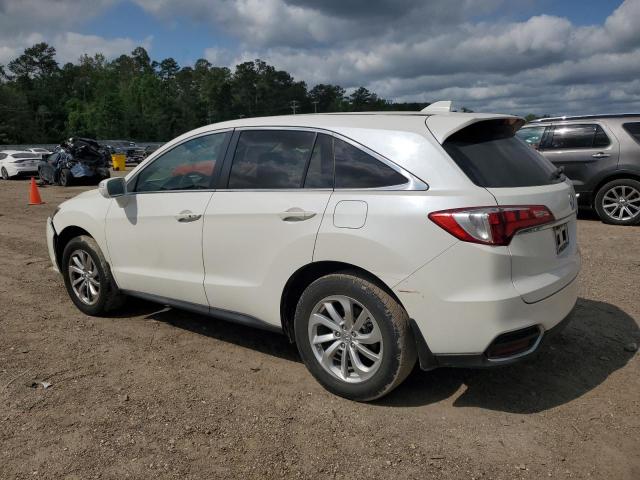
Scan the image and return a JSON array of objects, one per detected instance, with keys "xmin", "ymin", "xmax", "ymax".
[{"xmin": 28, "ymin": 177, "xmax": 44, "ymax": 205}]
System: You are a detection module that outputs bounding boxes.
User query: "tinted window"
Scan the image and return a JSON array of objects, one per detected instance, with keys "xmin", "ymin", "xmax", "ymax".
[
  {"xmin": 334, "ymin": 137, "xmax": 407, "ymax": 188},
  {"xmin": 304, "ymin": 133, "xmax": 334, "ymax": 188},
  {"xmin": 623, "ymin": 122, "xmax": 640, "ymax": 145},
  {"xmin": 443, "ymin": 120, "xmax": 557, "ymax": 188},
  {"xmin": 516, "ymin": 126, "xmax": 546, "ymax": 149},
  {"xmin": 134, "ymin": 133, "xmax": 229, "ymax": 192},
  {"xmin": 549, "ymin": 124, "xmax": 609, "ymax": 149},
  {"xmin": 228, "ymin": 130, "xmax": 315, "ymax": 189}
]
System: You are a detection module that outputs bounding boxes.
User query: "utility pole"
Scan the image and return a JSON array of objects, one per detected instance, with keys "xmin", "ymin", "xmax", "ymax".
[
  {"xmin": 312, "ymin": 100, "xmax": 319, "ymax": 113},
  {"xmin": 290, "ymin": 100, "xmax": 300, "ymax": 115}
]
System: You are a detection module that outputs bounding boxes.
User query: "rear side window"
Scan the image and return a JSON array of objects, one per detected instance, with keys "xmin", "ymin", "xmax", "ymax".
[
  {"xmin": 333, "ymin": 137, "xmax": 407, "ymax": 188},
  {"xmin": 623, "ymin": 122, "xmax": 640, "ymax": 145},
  {"xmin": 304, "ymin": 133, "xmax": 333, "ymax": 188},
  {"xmin": 228, "ymin": 130, "xmax": 316, "ymax": 189},
  {"xmin": 548, "ymin": 124, "xmax": 610, "ymax": 149},
  {"xmin": 443, "ymin": 120, "xmax": 557, "ymax": 188}
]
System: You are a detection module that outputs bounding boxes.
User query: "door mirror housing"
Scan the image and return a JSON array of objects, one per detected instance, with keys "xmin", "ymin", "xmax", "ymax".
[{"xmin": 98, "ymin": 177, "xmax": 126, "ymax": 198}]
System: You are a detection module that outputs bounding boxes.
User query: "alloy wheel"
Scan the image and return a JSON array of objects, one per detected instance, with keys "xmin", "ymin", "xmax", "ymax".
[
  {"xmin": 68, "ymin": 249, "xmax": 100, "ymax": 305},
  {"xmin": 601, "ymin": 185, "xmax": 640, "ymax": 221},
  {"xmin": 308, "ymin": 295, "xmax": 383, "ymax": 384}
]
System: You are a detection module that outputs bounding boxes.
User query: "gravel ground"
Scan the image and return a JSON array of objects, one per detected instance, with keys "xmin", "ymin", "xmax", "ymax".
[{"xmin": 1, "ymin": 175, "xmax": 638, "ymax": 479}]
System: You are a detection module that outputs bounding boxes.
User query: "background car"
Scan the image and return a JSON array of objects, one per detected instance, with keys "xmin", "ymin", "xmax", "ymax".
[
  {"xmin": 39, "ymin": 138, "xmax": 111, "ymax": 186},
  {"xmin": 517, "ymin": 114, "xmax": 640, "ymax": 225},
  {"xmin": 24, "ymin": 147, "xmax": 53, "ymax": 157},
  {"xmin": 0, "ymin": 150, "xmax": 42, "ymax": 179}
]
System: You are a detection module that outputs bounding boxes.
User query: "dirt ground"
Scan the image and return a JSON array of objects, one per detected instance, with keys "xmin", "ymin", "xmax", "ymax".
[{"xmin": 1, "ymin": 174, "xmax": 638, "ymax": 480}]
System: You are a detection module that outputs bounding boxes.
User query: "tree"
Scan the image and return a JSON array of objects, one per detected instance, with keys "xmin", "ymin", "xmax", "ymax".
[
  {"xmin": 8, "ymin": 42, "xmax": 58, "ymax": 80},
  {"xmin": 309, "ymin": 84, "xmax": 346, "ymax": 112}
]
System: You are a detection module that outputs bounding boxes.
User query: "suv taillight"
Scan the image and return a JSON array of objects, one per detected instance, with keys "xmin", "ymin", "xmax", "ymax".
[{"xmin": 428, "ymin": 205, "xmax": 554, "ymax": 246}]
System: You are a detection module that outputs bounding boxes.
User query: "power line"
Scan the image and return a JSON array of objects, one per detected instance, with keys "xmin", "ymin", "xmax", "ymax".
[
  {"xmin": 290, "ymin": 100, "xmax": 300, "ymax": 115},
  {"xmin": 312, "ymin": 100, "xmax": 319, "ymax": 113}
]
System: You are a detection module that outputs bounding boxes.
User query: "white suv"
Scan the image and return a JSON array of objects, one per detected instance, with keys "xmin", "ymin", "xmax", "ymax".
[{"xmin": 46, "ymin": 108, "xmax": 580, "ymax": 401}]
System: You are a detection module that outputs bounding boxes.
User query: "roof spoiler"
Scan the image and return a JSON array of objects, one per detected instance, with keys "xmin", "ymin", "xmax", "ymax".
[{"xmin": 421, "ymin": 101, "xmax": 453, "ymax": 114}]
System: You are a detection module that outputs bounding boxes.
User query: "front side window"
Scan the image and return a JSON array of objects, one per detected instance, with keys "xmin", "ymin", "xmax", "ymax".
[
  {"xmin": 228, "ymin": 130, "xmax": 316, "ymax": 189},
  {"xmin": 333, "ymin": 137, "xmax": 407, "ymax": 188},
  {"xmin": 549, "ymin": 124, "xmax": 609, "ymax": 149},
  {"xmin": 516, "ymin": 126, "xmax": 546, "ymax": 149},
  {"xmin": 134, "ymin": 132, "xmax": 229, "ymax": 192}
]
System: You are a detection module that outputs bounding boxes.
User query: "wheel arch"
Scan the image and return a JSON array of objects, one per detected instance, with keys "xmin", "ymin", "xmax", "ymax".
[
  {"xmin": 280, "ymin": 261, "xmax": 405, "ymax": 342},
  {"xmin": 55, "ymin": 225, "xmax": 93, "ymax": 269}
]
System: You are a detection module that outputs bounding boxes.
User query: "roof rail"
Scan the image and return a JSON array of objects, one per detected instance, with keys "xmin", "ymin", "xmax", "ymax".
[
  {"xmin": 530, "ymin": 113, "xmax": 640, "ymax": 123},
  {"xmin": 421, "ymin": 101, "xmax": 453, "ymax": 113}
]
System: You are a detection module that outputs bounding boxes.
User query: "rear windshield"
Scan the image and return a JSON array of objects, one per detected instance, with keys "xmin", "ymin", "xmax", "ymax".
[
  {"xmin": 442, "ymin": 120, "xmax": 558, "ymax": 188},
  {"xmin": 623, "ymin": 122, "xmax": 640, "ymax": 145}
]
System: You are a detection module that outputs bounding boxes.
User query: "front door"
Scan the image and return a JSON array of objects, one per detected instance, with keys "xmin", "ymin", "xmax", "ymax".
[
  {"xmin": 105, "ymin": 131, "xmax": 231, "ymax": 306},
  {"xmin": 202, "ymin": 129, "xmax": 333, "ymax": 327},
  {"xmin": 539, "ymin": 123, "xmax": 619, "ymax": 195}
]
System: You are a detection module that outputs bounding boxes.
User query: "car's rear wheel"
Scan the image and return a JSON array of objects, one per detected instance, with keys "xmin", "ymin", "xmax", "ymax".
[
  {"xmin": 61, "ymin": 235, "xmax": 125, "ymax": 316},
  {"xmin": 58, "ymin": 168, "xmax": 72, "ymax": 187},
  {"xmin": 1, "ymin": 167, "xmax": 9, "ymax": 180},
  {"xmin": 595, "ymin": 178, "xmax": 640, "ymax": 225},
  {"xmin": 294, "ymin": 273, "xmax": 416, "ymax": 401}
]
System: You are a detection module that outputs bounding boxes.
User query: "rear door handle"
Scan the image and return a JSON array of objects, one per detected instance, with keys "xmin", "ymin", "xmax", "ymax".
[
  {"xmin": 279, "ymin": 207, "xmax": 316, "ymax": 222},
  {"xmin": 592, "ymin": 152, "xmax": 610, "ymax": 158},
  {"xmin": 175, "ymin": 210, "xmax": 202, "ymax": 223}
]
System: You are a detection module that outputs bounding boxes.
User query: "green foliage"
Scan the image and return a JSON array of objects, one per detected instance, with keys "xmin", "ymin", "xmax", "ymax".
[{"xmin": 0, "ymin": 43, "xmax": 427, "ymax": 144}]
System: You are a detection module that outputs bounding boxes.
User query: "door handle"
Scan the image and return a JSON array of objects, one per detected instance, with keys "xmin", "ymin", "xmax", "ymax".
[
  {"xmin": 279, "ymin": 207, "xmax": 316, "ymax": 222},
  {"xmin": 592, "ymin": 152, "xmax": 610, "ymax": 158},
  {"xmin": 175, "ymin": 210, "xmax": 202, "ymax": 223}
]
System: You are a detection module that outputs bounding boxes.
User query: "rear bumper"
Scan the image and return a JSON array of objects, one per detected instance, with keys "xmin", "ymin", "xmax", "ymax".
[
  {"xmin": 413, "ymin": 306, "xmax": 575, "ymax": 369},
  {"xmin": 5, "ymin": 164, "xmax": 39, "ymax": 176}
]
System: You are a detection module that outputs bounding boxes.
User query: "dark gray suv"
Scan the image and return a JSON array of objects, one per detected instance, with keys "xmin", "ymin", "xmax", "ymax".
[{"xmin": 517, "ymin": 114, "xmax": 640, "ymax": 225}]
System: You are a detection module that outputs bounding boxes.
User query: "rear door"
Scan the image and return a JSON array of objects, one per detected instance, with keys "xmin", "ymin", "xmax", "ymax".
[
  {"xmin": 201, "ymin": 128, "xmax": 333, "ymax": 328},
  {"xmin": 539, "ymin": 123, "xmax": 619, "ymax": 195},
  {"xmin": 441, "ymin": 119, "xmax": 580, "ymax": 303}
]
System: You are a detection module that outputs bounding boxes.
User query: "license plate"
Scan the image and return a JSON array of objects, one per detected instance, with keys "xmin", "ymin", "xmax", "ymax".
[{"xmin": 554, "ymin": 223, "xmax": 569, "ymax": 254}]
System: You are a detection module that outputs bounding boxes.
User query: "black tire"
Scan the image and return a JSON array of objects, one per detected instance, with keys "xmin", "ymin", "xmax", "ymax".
[
  {"xmin": 294, "ymin": 272, "xmax": 416, "ymax": 401},
  {"xmin": 61, "ymin": 235, "xmax": 125, "ymax": 316},
  {"xmin": 38, "ymin": 168, "xmax": 48, "ymax": 185},
  {"xmin": 1, "ymin": 167, "xmax": 9, "ymax": 180},
  {"xmin": 58, "ymin": 168, "xmax": 72, "ymax": 187},
  {"xmin": 594, "ymin": 178, "xmax": 640, "ymax": 226}
]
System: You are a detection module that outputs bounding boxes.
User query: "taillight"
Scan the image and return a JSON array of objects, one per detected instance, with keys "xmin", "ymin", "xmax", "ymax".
[{"xmin": 429, "ymin": 205, "xmax": 554, "ymax": 246}]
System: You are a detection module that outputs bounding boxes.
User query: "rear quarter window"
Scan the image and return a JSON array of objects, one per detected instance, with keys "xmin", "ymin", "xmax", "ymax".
[
  {"xmin": 442, "ymin": 120, "xmax": 557, "ymax": 188},
  {"xmin": 623, "ymin": 122, "xmax": 640, "ymax": 145}
]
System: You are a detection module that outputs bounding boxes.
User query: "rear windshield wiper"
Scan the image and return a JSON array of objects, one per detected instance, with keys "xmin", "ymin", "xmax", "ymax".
[{"xmin": 549, "ymin": 166, "xmax": 565, "ymax": 182}]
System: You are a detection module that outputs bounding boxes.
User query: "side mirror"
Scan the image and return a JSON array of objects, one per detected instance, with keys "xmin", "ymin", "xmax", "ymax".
[{"xmin": 98, "ymin": 177, "xmax": 126, "ymax": 198}]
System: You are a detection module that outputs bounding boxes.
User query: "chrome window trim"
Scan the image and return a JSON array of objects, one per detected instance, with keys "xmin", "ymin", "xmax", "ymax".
[{"xmin": 125, "ymin": 125, "xmax": 429, "ymax": 194}]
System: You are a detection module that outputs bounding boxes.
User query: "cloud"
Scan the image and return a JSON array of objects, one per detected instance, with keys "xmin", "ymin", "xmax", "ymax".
[{"xmin": 53, "ymin": 32, "xmax": 153, "ymax": 64}]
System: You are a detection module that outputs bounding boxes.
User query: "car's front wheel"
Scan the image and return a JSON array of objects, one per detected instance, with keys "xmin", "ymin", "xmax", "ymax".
[
  {"xmin": 61, "ymin": 235, "xmax": 125, "ymax": 316},
  {"xmin": 294, "ymin": 273, "xmax": 416, "ymax": 401},
  {"xmin": 1, "ymin": 167, "xmax": 10, "ymax": 180},
  {"xmin": 594, "ymin": 178, "xmax": 640, "ymax": 225}
]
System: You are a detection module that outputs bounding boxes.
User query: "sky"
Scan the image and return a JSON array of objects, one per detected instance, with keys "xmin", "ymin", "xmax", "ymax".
[{"xmin": 0, "ymin": 0, "xmax": 639, "ymax": 115}]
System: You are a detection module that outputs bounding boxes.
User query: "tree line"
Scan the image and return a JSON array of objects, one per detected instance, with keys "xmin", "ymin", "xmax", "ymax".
[{"xmin": 0, "ymin": 43, "xmax": 429, "ymax": 144}]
